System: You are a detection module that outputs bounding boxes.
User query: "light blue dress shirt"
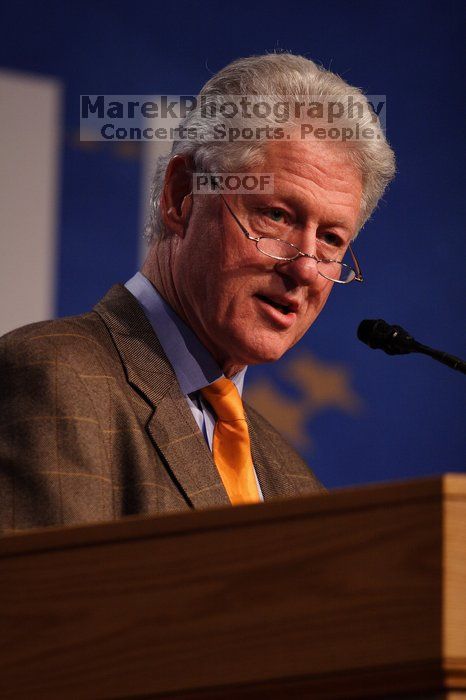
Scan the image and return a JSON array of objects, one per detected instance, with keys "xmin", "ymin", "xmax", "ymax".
[{"xmin": 125, "ymin": 272, "xmax": 263, "ymax": 499}]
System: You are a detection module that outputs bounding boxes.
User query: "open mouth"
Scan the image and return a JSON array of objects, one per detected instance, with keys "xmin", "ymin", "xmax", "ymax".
[{"xmin": 256, "ymin": 294, "xmax": 293, "ymax": 315}]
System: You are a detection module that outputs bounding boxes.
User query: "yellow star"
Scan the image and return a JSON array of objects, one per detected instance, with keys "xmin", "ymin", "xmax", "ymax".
[{"xmin": 245, "ymin": 351, "xmax": 363, "ymax": 449}]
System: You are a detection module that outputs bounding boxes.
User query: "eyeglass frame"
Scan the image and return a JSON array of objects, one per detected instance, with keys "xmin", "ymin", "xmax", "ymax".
[{"xmin": 218, "ymin": 193, "xmax": 364, "ymax": 285}]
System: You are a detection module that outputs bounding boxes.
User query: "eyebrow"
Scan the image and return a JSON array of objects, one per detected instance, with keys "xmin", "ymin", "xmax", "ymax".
[{"xmin": 245, "ymin": 191, "xmax": 355, "ymax": 236}]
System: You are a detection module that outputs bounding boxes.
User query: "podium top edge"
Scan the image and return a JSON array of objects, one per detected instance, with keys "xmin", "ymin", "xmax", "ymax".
[{"xmin": 1, "ymin": 473, "xmax": 464, "ymax": 558}]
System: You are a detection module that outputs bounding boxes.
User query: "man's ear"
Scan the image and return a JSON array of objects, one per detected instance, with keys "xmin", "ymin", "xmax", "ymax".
[{"xmin": 161, "ymin": 155, "xmax": 193, "ymax": 238}]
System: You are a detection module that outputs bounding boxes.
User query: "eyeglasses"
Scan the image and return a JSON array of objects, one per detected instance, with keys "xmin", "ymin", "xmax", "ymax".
[{"xmin": 219, "ymin": 195, "xmax": 364, "ymax": 285}]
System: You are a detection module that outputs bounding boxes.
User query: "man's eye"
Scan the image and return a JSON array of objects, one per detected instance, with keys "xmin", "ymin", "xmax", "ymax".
[
  {"xmin": 319, "ymin": 232, "xmax": 344, "ymax": 247},
  {"xmin": 265, "ymin": 209, "xmax": 286, "ymax": 223}
]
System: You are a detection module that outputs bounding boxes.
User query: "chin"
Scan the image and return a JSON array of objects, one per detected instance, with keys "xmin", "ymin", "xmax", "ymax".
[
  {"xmin": 236, "ymin": 339, "xmax": 290, "ymax": 367},
  {"xmin": 215, "ymin": 323, "xmax": 293, "ymax": 369}
]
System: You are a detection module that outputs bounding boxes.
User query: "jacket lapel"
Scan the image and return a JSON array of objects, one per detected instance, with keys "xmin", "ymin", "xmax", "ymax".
[
  {"xmin": 147, "ymin": 387, "xmax": 230, "ymax": 509},
  {"xmin": 94, "ymin": 284, "xmax": 230, "ymax": 509},
  {"xmin": 247, "ymin": 412, "xmax": 297, "ymax": 501}
]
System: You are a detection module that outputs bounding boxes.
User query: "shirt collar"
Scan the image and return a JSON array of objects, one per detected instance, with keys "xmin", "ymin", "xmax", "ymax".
[{"xmin": 125, "ymin": 272, "xmax": 247, "ymax": 396}]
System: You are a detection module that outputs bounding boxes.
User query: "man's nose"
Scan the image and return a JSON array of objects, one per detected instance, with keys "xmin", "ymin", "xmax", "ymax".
[{"xmin": 276, "ymin": 253, "xmax": 321, "ymax": 287}]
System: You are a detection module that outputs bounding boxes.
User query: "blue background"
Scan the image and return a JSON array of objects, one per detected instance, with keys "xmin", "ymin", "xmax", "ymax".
[{"xmin": 1, "ymin": 0, "xmax": 464, "ymax": 487}]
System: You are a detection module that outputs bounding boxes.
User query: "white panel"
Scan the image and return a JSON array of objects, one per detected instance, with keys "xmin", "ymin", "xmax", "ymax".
[{"xmin": 0, "ymin": 70, "xmax": 61, "ymax": 336}]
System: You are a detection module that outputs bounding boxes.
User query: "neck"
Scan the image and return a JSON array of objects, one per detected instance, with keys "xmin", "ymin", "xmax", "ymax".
[
  {"xmin": 223, "ymin": 362, "xmax": 246, "ymax": 379},
  {"xmin": 141, "ymin": 241, "xmax": 246, "ymax": 379},
  {"xmin": 141, "ymin": 238, "xmax": 183, "ymax": 322}
]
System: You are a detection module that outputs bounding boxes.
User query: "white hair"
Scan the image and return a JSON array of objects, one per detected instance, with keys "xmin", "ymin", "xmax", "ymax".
[{"xmin": 145, "ymin": 52, "xmax": 396, "ymax": 242}]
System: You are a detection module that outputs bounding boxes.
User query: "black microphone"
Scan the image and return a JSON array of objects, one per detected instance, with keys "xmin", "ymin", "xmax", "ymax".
[{"xmin": 357, "ymin": 319, "xmax": 466, "ymax": 375}]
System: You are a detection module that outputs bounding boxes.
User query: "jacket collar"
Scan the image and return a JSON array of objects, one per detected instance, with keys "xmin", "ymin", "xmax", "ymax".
[{"xmin": 94, "ymin": 284, "xmax": 176, "ymax": 406}]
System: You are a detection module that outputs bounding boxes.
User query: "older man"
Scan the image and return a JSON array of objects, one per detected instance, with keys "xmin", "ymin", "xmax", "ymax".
[{"xmin": 0, "ymin": 53, "xmax": 395, "ymax": 532}]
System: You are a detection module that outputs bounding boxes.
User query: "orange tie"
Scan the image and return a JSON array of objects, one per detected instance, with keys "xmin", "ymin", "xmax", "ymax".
[{"xmin": 201, "ymin": 377, "xmax": 260, "ymax": 505}]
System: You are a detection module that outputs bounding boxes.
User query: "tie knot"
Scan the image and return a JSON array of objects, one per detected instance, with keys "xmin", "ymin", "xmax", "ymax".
[{"xmin": 200, "ymin": 377, "xmax": 245, "ymax": 422}]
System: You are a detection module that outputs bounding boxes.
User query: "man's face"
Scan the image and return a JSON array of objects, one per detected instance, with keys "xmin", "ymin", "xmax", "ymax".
[{"xmin": 169, "ymin": 139, "xmax": 363, "ymax": 376}]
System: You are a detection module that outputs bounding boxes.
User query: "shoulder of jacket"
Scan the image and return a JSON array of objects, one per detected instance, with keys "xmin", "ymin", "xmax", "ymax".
[{"xmin": 0, "ymin": 311, "xmax": 117, "ymax": 369}]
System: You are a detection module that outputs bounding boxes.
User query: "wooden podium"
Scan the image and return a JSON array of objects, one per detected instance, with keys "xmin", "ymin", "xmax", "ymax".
[{"xmin": 0, "ymin": 474, "xmax": 465, "ymax": 699}]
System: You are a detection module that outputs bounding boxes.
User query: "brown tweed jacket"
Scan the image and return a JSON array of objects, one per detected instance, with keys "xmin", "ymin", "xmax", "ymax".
[{"xmin": 0, "ymin": 285, "xmax": 323, "ymax": 533}]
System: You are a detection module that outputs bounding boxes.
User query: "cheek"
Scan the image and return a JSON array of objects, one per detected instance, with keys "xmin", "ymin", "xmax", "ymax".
[
  {"xmin": 298, "ymin": 280, "xmax": 334, "ymax": 329},
  {"xmin": 209, "ymin": 252, "xmax": 264, "ymax": 312},
  {"xmin": 317, "ymin": 279, "xmax": 334, "ymax": 308}
]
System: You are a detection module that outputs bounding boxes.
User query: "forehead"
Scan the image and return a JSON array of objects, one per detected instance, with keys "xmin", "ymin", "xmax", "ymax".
[{"xmin": 257, "ymin": 138, "xmax": 363, "ymax": 218}]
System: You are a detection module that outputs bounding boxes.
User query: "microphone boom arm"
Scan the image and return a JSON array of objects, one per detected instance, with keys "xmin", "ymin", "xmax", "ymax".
[{"xmin": 414, "ymin": 341, "xmax": 466, "ymax": 374}]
